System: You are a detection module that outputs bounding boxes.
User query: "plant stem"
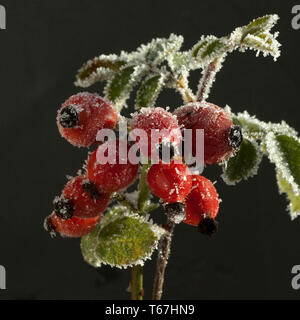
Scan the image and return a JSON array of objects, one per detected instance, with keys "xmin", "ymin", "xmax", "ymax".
[
  {"xmin": 197, "ymin": 56, "xmax": 224, "ymax": 102},
  {"xmin": 152, "ymin": 219, "xmax": 175, "ymax": 300},
  {"xmin": 131, "ymin": 163, "xmax": 151, "ymax": 300},
  {"xmin": 137, "ymin": 163, "xmax": 151, "ymax": 212},
  {"xmin": 131, "ymin": 265, "xmax": 144, "ymax": 300}
]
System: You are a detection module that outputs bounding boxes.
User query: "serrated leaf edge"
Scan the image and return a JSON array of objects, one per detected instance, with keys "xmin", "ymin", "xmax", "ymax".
[
  {"xmin": 81, "ymin": 205, "xmax": 165, "ymax": 269},
  {"xmin": 74, "ymin": 53, "xmax": 128, "ymax": 88},
  {"xmin": 240, "ymin": 32, "xmax": 281, "ymax": 61},
  {"xmin": 265, "ymin": 132, "xmax": 300, "ymax": 195},
  {"xmin": 135, "ymin": 73, "xmax": 165, "ymax": 110},
  {"xmin": 226, "ymin": 107, "xmax": 298, "ymax": 139},
  {"xmin": 243, "ymin": 14, "xmax": 279, "ymax": 37},
  {"xmin": 132, "ymin": 33, "xmax": 184, "ymax": 65},
  {"xmin": 276, "ymin": 173, "xmax": 300, "ymax": 220},
  {"xmin": 104, "ymin": 64, "xmax": 147, "ymax": 110},
  {"xmin": 221, "ymin": 138, "xmax": 263, "ymax": 186}
]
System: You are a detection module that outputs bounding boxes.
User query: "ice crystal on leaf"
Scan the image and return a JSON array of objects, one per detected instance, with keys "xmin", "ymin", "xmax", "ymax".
[
  {"xmin": 265, "ymin": 133, "xmax": 300, "ymax": 196},
  {"xmin": 227, "ymin": 108, "xmax": 298, "ymax": 139},
  {"xmin": 191, "ymin": 35, "xmax": 230, "ymax": 67},
  {"xmin": 242, "ymin": 14, "xmax": 279, "ymax": 38},
  {"xmin": 135, "ymin": 73, "xmax": 165, "ymax": 109},
  {"xmin": 132, "ymin": 34, "xmax": 184, "ymax": 66},
  {"xmin": 75, "ymin": 54, "xmax": 128, "ymax": 88},
  {"xmin": 240, "ymin": 32, "xmax": 281, "ymax": 61},
  {"xmin": 222, "ymin": 138, "xmax": 263, "ymax": 185},
  {"xmin": 81, "ymin": 205, "xmax": 165, "ymax": 269},
  {"xmin": 104, "ymin": 64, "xmax": 147, "ymax": 110},
  {"xmin": 277, "ymin": 172, "xmax": 300, "ymax": 220}
]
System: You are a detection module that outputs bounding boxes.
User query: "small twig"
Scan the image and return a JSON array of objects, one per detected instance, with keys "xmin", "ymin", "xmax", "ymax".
[
  {"xmin": 175, "ymin": 75, "xmax": 196, "ymax": 103},
  {"xmin": 197, "ymin": 56, "xmax": 224, "ymax": 102},
  {"xmin": 152, "ymin": 219, "xmax": 175, "ymax": 300}
]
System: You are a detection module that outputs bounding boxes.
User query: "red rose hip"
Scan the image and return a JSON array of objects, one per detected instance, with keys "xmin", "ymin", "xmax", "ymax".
[
  {"xmin": 147, "ymin": 160, "xmax": 192, "ymax": 203},
  {"xmin": 184, "ymin": 175, "xmax": 220, "ymax": 235},
  {"xmin": 53, "ymin": 175, "xmax": 111, "ymax": 219},
  {"xmin": 130, "ymin": 107, "xmax": 182, "ymax": 159},
  {"xmin": 174, "ymin": 102, "xmax": 242, "ymax": 165},
  {"xmin": 44, "ymin": 212, "xmax": 101, "ymax": 238},
  {"xmin": 57, "ymin": 92, "xmax": 118, "ymax": 147},
  {"xmin": 87, "ymin": 139, "xmax": 139, "ymax": 193}
]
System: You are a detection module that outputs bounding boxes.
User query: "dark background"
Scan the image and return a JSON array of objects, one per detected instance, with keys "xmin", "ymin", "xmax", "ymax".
[{"xmin": 0, "ymin": 0, "xmax": 299, "ymax": 300}]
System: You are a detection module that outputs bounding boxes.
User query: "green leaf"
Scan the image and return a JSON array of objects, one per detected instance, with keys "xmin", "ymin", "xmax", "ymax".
[
  {"xmin": 81, "ymin": 205, "xmax": 164, "ymax": 269},
  {"xmin": 242, "ymin": 14, "xmax": 279, "ymax": 38},
  {"xmin": 228, "ymin": 108, "xmax": 298, "ymax": 139},
  {"xmin": 105, "ymin": 65, "xmax": 145, "ymax": 109},
  {"xmin": 135, "ymin": 34, "xmax": 183, "ymax": 66},
  {"xmin": 191, "ymin": 39, "xmax": 209, "ymax": 58},
  {"xmin": 277, "ymin": 172, "xmax": 300, "ymax": 220},
  {"xmin": 229, "ymin": 110, "xmax": 268, "ymax": 136},
  {"xmin": 200, "ymin": 39, "xmax": 228, "ymax": 59},
  {"xmin": 168, "ymin": 51, "xmax": 199, "ymax": 72},
  {"xmin": 222, "ymin": 138, "xmax": 263, "ymax": 185},
  {"xmin": 241, "ymin": 32, "xmax": 280, "ymax": 60},
  {"xmin": 265, "ymin": 133, "xmax": 300, "ymax": 195},
  {"xmin": 191, "ymin": 36, "xmax": 229, "ymax": 65},
  {"xmin": 135, "ymin": 74, "xmax": 164, "ymax": 109},
  {"xmin": 75, "ymin": 54, "xmax": 126, "ymax": 87}
]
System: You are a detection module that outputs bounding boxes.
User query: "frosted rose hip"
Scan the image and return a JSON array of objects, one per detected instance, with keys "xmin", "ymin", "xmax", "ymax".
[
  {"xmin": 147, "ymin": 160, "xmax": 192, "ymax": 203},
  {"xmin": 130, "ymin": 107, "xmax": 182, "ymax": 159},
  {"xmin": 57, "ymin": 92, "xmax": 118, "ymax": 147},
  {"xmin": 53, "ymin": 175, "xmax": 111, "ymax": 219},
  {"xmin": 87, "ymin": 139, "xmax": 139, "ymax": 193},
  {"xmin": 174, "ymin": 102, "xmax": 242, "ymax": 165},
  {"xmin": 44, "ymin": 212, "xmax": 101, "ymax": 238},
  {"xmin": 184, "ymin": 175, "xmax": 220, "ymax": 235}
]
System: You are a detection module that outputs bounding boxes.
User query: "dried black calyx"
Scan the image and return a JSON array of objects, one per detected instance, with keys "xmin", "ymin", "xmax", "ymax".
[
  {"xmin": 158, "ymin": 143, "xmax": 175, "ymax": 161},
  {"xmin": 53, "ymin": 196, "xmax": 74, "ymax": 219},
  {"xmin": 82, "ymin": 181, "xmax": 101, "ymax": 199},
  {"xmin": 198, "ymin": 217, "xmax": 218, "ymax": 236},
  {"xmin": 59, "ymin": 105, "xmax": 79, "ymax": 128},
  {"xmin": 164, "ymin": 202, "xmax": 186, "ymax": 224},
  {"xmin": 229, "ymin": 125, "xmax": 243, "ymax": 150},
  {"xmin": 43, "ymin": 216, "xmax": 56, "ymax": 238}
]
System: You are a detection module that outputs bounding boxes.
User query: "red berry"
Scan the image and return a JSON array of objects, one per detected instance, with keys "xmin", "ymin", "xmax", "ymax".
[
  {"xmin": 174, "ymin": 102, "xmax": 242, "ymax": 165},
  {"xmin": 87, "ymin": 139, "xmax": 139, "ymax": 193},
  {"xmin": 57, "ymin": 92, "xmax": 118, "ymax": 147},
  {"xmin": 44, "ymin": 212, "xmax": 101, "ymax": 238},
  {"xmin": 53, "ymin": 175, "xmax": 111, "ymax": 219},
  {"xmin": 184, "ymin": 175, "xmax": 220, "ymax": 228},
  {"xmin": 130, "ymin": 107, "xmax": 182, "ymax": 158},
  {"xmin": 147, "ymin": 160, "xmax": 192, "ymax": 203}
]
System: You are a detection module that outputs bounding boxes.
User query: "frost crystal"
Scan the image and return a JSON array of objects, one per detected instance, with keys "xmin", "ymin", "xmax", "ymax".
[
  {"xmin": 277, "ymin": 173, "xmax": 300, "ymax": 220},
  {"xmin": 75, "ymin": 53, "xmax": 128, "ymax": 88},
  {"xmin": 265, "ymin": 132, "xmax": 300, "ymax": 195},
  {"xmin": 81, "ymin": 205, "xmax": 165, "ymax": 269},
  {"xmin": 221, "ymin": 138, "xmax": 263, "ymax": 185},
  {"xmin": 131, "ymin": 34, "xmax": 184, "ymax": 66}
]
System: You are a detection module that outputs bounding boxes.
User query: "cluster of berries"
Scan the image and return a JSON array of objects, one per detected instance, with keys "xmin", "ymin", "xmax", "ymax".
[{"xmin": 45, "ymin": 92, "xmax": 242, "ymax": 238}]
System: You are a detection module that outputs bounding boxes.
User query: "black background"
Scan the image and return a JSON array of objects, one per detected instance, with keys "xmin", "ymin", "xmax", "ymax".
[{"xmin": 0, "ymin": 0, "xmax": 299, "ymax": 300}]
